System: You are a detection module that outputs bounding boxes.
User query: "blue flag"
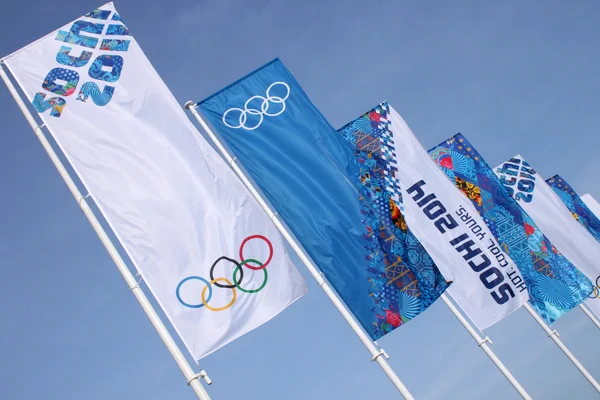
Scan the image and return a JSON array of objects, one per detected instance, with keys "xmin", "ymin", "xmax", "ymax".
[
  {"xmin": 429, "ymin": 134, "xmax": 593, "ymax": 324},
  {"xmin": 197, "ymin": 59, "xmax": 447, "ymax": 338},
  {"xmin": 546, "ymin": 175, "xmax": 600, "ymax": 244}
]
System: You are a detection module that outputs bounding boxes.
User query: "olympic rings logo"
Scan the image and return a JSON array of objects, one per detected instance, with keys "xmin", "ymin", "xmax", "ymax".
[
  {"xmin": 176, "ymin": 235, "xmax": 274, "ymax": 312},
  {"xmin": 222, "ymin": 82, "xmax": 290, "ymax": 131},
  {"xmin": 589, "ymin": 276, "xmax": 600, "ymax": 299}
]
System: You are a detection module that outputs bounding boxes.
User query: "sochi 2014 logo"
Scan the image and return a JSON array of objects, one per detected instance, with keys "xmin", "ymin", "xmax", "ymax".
[{"xmin": 32, "ymin": 7, "xmax": 131, "ymax": 117}]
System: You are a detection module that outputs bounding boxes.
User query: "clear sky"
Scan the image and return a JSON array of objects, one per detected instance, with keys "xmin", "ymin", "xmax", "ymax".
[{"xmin": 1, "ymin": 1, "xmax": 599, "ymax": 399}]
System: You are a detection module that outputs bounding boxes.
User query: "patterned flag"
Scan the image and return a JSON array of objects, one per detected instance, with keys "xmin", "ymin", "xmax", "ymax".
[
  {"xmin": 197, "ymin": 61, "xmax": 448, "ymax": 339},
  {"xmin": 495, "ymin": 156, "xmax": 600, "ymax": 316},
  {"xmin": 3, "ymin": 3, "xmax": 307, "ymax": 360},
  {"xmin": 337, "ymin": 105, "xmax": 450, "ymax": 329},
  {"xmin": 429, "ymin": 134, "xmax": 593, "ymax": 324},
  {"xmin": 338, "ymin": 103, "xmax": 527, "ymax": 329},
  {"xmin": 546, "ymin": 176, "xmax": 600, "ymax": 244}
]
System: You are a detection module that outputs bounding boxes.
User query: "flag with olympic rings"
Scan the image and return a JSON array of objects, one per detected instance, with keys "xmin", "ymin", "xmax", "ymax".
[
  {"xmin": 197, "ymin": 60, "xmax": 448, "ymax": 339},
  {"xmin": 2, "ymin": 3, "xmax": 307, "ymax": 360}
]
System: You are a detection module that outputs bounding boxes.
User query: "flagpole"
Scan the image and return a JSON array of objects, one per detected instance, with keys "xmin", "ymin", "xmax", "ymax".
[
  {"xmin": 0, "ymin": 63, "xmax": 211, "ymax": 400},
  {"xmin": 523, "ymin": 303, "xmax": 600, "ymax": 392},
  {"xmin": 185, "ymin": 102, "xmax": 415, "ymax": 399},
  {"xmin": 579, "ymin": 304, "xmax": 600, "ymax": 330},
  {"xmin": 441, "ymin": 294, "xmax": 531, "ymax": 399}
]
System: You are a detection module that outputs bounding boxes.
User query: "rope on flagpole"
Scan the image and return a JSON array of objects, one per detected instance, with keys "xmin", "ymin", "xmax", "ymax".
[
  {"xmin": 523, "ymin": 303, "xmax": 600, "ymax": 392},
  {"xmin": 78, "ymin": 193, "xmax": 91, "ymax": 208},
  {"xmin": 129, "ymin": 272, "xmax": 144, "ymax": 292},
  {"xmin": 185, "ymin": 101, "xmax": 415, "ymax": 400},
  {"xmin": 0, "ymin": 63, "xmax": 212, "ymax": 400}
]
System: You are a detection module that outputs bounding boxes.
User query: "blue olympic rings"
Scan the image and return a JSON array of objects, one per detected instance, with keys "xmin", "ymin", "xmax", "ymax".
[{"xmin": 176, "ymin": 276, "xmax": 213, "ymax": 308}]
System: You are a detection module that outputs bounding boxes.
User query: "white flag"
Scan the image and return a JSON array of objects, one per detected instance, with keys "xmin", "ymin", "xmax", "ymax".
[
  {"xmin": 3, "ymin": 2, "xmax": 307, "ymax": 360},
  {"xmin": 582, "ymin": 194, "xmax": 600, "ymax": 218},
  {"xmin": 386, "ymin": 105, "xmax": 528, "ymax": 329},
  {"xmin": 495, "ymin": 156, "xmax": 600, "ymax": 317}
]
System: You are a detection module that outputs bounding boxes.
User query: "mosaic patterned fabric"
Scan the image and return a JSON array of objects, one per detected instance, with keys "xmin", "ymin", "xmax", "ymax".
[
  {"xmin": 338, "ymin": 102, "xmax": 449, "ymax": 337},
  {"xmin": 85, "ymin": 8, "xmax": 111, "ymax": 20},
  {"xmin": 546, "ymin": 175, "xmax": 600, "ymax": 244},
  {"xmin": 429, "ymin": 134, "xmax": 592, "ymax": 324}
]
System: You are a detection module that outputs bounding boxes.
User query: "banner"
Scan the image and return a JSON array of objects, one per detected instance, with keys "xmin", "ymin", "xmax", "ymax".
[
  {"xmin": 546, "ymin": 176, "xmax": 600, "ymax": 244},
  {"xmin": 582, "ymin": 194, "xmax": 600, "ymax": 218},
  {"xmin": 495, "ymin": 156, "xmax": 600, "ymax": 316},
  {"xmin": 581, "ymin": 194, "xmax": 600, "ymax": 302},
  {"xmin": 3, "ymin": 2, "xmax": 307, "ymax": 360},
  {"xmin": 336, "ymin": 104, "xmax": 450, "ymax": 328},
  {"xmin": 429, "ymin": 134, "xmax": 592, "ymax": 324},
  {"xmin": 198, "ymin": 61, "xmax": 448, "ymax": 339},
  {"xmin": 340, "ymin": 102, "xmax": 528, "ymax": 329}
]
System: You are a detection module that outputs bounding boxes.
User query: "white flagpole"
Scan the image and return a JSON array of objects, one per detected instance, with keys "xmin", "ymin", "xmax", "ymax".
[
  {"xmin": 185, "ymin": 102, "xmax": 415, "ymax": 400},
  {"xmin": 441, "ymin": 294, "xmax": 531, "ymax": 399},
  {"xmin": 579, "ymin": 304, "xmax": 600, "ymax": 330},
  {"xmin": 523, "ymin": 303, "xmax": 600, "ymax": 392},
  {"xmin": 0, "ymin": 63, "xmax": 211, "ymax": 400}
]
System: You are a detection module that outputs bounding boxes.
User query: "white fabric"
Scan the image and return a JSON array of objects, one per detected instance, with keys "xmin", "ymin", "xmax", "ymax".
[
  {"xmin": 388, "ymin": 107, "xmax": 528, "ymax": 330},
  {"xmin": 494, "ymin": 156, "xmax": 600, "ymax": 317},
  {"xmin": 3, "ymin": 2, "xmax": 306, "ymax": 360},
  {"xmin": 582, "ymin": 194, "xmax": 600, "ymax": 219}
]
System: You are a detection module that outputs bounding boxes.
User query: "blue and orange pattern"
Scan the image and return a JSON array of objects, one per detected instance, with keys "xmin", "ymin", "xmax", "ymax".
[
  {"xmin": 106, "ymin": 24, "xmax": 131, "ymax": 36},
  {"xmin": 339, "ymin": 102, "xmax": 448, "ymax": 336},
  {"xmin": 56, "ymin": 21, "xmax": 104, "ymax": 49},
  {"xmin": 88, "ymin": 55, "xmax": 123, "ymax": 82},
  {"xmin": 32, "ymin": 93, "xmax": 66, "ymax": 117},
  {"xmin": 56, "ymin": 46, "xmax": 92, "ymax": 68},
  {"xmin": 547, "ymin": 175, "xmax": 600, "ymax": 244},
  {"xmin": 42, "ymin": 68, "xmax": 79, "ymax": 96},
  {"xmin": 429, "ymin": 134, "xmax": 592, "ymax": 324},
  {"xmin": 100, "ymin": 39, "xmax": 131, "ymax": 52}
]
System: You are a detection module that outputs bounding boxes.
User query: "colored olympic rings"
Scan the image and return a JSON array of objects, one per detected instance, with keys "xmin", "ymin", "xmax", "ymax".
[
  {"xmin": 239, "ymin": 235, "xmax": 273, "ymax": 270},
  {"xmin": 202, "ymin": 278, "xmax": 236, "ymax": 312},
  {"xmin": 176, "ymin": 276, "xmax": 212, "ymax": 308},
  {"xmin": 234, "ymin": 259, "xmax": 268, "ymax": 293},
  {"xmin": 210, "ymin": 256, "xmax": 243, "ymax": 288},
  {"xmin": 222, "ymin": 81, "xmax": 290, "ymax": 131},
  {"xmin": 176, "ymin": 235, "xmax": 274, "ymax": 311}
]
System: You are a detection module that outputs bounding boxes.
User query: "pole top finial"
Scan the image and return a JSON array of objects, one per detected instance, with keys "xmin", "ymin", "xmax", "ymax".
[{"xmin": 184, "ymin": 101, "xmax": 196, "ymax": 110}]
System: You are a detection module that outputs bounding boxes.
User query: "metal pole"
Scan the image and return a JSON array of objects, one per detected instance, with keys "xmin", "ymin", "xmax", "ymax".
[
  {"xmin": 523, "ymin": 302, "xmax": 600, "ymax": 392},
  {"xmin": 185, "ymin": 102, "xmax": 415, "ymax": 399},
  {"xmin": 579, "ymin": 304, "xmax": 600, "ymax": 330},
  {"xmin": 0, "ymin": 63, "xmax": 211, "ymax": 400},
  {"xmin": 441, "ymin": 294, "xmax": 531, "ymax": 399}
]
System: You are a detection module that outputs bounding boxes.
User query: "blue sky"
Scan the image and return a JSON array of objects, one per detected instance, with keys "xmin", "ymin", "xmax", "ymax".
[{"xmin": 1, "ymin": 1, "xmax": 599, "ymax": 399}]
